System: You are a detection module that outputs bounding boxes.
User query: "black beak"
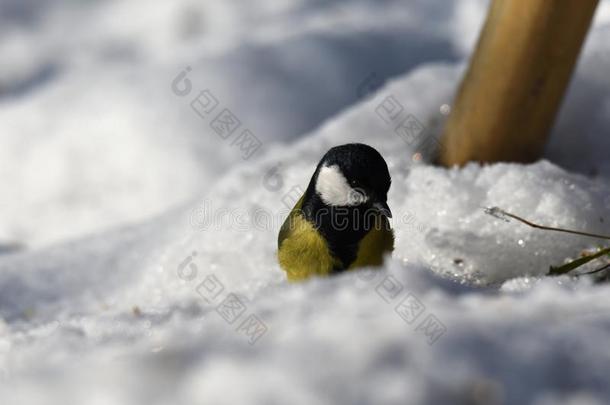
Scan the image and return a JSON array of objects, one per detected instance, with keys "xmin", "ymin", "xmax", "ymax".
[{"xmin": 373, "ymin": 201, "xmax": 392, "ymax": 218}]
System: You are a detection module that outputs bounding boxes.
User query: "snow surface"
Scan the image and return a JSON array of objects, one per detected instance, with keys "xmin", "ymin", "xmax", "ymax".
[{"xmin": 2, "ymin": 0, "xmax": 610, "ymax": 404}]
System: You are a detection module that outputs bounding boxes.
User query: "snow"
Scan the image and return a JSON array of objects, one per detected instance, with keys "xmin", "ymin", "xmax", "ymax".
[{"xmin": 2, "ymin": 0, "xmax": 610, "ymax": 404}]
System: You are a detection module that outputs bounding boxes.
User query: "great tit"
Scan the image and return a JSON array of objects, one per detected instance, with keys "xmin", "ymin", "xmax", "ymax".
[{"xmin": 278, "ymin": 143, "xmax": 394, "ymax": 281}]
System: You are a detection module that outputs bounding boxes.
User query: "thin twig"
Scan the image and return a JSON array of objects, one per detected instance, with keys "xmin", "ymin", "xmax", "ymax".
[
  {"xmin": 549, "ymin": 246, "xmax": 610, "ymax": 276},
  {"xmin": 582, "ymin": 261, "xmax": 610, "ymax": 276},
  {"xmin": 485, "ymin": 207, "xmax": 610, "ymax": 240}
]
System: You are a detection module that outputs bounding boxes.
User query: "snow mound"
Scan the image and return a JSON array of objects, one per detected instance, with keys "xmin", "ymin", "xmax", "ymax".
[
  {"xmin": 3, "ymin": 1, "xmax": 610, "ymax": 404},
  {"xmin": 2, "ymin": 59, "xmax": 610, "ymax": 403}
]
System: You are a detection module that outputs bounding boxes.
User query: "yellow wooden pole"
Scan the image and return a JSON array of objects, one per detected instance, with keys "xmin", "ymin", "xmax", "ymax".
[{"xmin": 440, "ymin": 0, "xmax": 599, "ymax": 166}]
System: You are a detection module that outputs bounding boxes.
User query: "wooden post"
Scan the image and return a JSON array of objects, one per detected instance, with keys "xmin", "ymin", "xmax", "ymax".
[{"xmin": 439, "ymin": 0, "xmax": 599, "ymax": 166}]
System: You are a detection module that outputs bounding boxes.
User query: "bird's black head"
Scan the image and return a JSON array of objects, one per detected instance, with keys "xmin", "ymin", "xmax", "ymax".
[{"xmin": 306, "ymin": 143, "xmax": 392, "ymax": 216}]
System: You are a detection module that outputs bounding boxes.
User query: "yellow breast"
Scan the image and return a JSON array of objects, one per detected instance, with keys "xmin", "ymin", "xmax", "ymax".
[
  {"xmin": 277, "ymin": 197, "xmax": 394, "ymax": 281},
  {"xmin": 277, "ymin": 213, "xmax": 341, "ymax": 281}
]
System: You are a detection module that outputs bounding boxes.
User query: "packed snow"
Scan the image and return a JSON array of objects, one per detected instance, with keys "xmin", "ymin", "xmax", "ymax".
[{"xmin": 2, "ymin": 0, "xmax": 610, "ymax": 404}]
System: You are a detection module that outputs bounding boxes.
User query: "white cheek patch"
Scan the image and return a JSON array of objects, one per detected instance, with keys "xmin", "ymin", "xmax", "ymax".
[{"xmin": 315, "ymin": 165, "xmax": 368, "ymax": 206}]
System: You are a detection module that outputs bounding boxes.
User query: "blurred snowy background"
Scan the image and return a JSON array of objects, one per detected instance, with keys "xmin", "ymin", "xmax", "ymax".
[{"xmin": 2, "ymin": 0, "xmax": 610, "ymax": 404}]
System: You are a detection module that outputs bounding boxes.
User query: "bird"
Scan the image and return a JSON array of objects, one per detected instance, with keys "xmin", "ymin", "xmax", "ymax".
[{"xmin": 278, "ymin": 143, "xmax": 394, "ymax": 281}]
